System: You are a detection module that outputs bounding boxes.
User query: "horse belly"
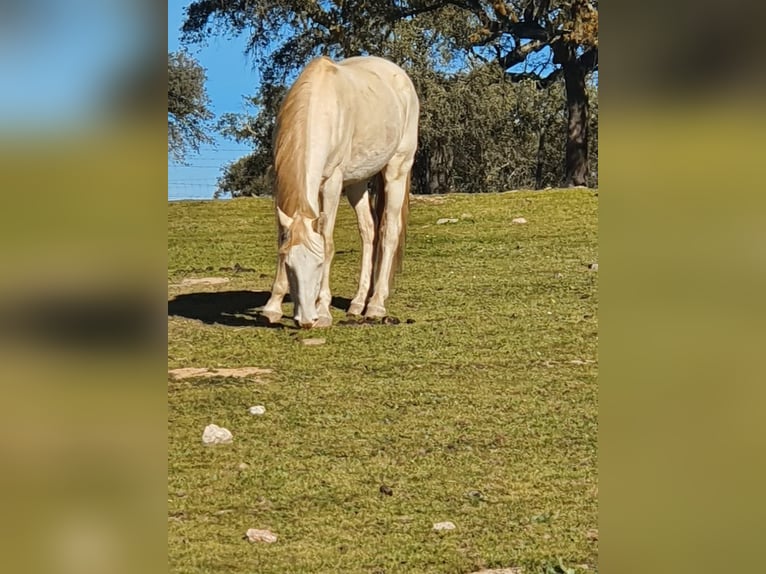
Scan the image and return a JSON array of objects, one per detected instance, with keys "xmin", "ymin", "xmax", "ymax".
[{"xmin": 341, "ymin": 129, "xmax": 400, "ymax": 182}]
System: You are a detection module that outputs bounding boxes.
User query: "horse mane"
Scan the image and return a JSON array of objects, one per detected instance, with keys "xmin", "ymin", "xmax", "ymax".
[
  {"xmin": 273, "ymin": 57, "xmax": 336, "ymax": 219},
  {"xmin": 278, "ymin": 215, "xmax": 324, "ymax": 256}
]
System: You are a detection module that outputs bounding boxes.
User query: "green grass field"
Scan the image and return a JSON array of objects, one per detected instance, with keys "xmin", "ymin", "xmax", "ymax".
[{"xmin": 168, "ymin": 189, "xmax": 598, "ymax": 574}]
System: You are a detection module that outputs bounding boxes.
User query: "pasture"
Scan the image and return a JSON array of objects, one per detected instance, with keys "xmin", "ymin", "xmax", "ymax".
[{"xmin": 168, "ymin": 189, "xmax": 598, "ymax": 573}]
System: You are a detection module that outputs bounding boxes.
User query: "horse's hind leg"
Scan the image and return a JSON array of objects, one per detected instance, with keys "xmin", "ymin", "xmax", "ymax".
[
  {"xmin": 366, "ymin": 157, "xmax": 412, "ymax": 319},
  {"xmin": 345, "ymin": 181, "xmax": 375, "ymax": 316}
]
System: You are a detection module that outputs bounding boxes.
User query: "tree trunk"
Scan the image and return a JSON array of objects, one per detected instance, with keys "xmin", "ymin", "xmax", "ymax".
[
  {"xmin": 535, "ymin": 129, "xmax": 546, "ymax": 189},
  {"xmin": 428, "ymin": 144, "xmax": 452, "ymax": 194},
  {"xmin": 562, "ymin": 58, "xmax": 589, "ymax": 187},
  {"xmin": 413, "ymin": 141, "xmax": 453, "ymax": 194}
]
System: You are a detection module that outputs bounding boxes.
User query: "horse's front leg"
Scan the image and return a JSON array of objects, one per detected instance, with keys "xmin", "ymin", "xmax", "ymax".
[
  {"xmin": 315, "ymin": 170, "xmax": 343, "ymax": 327},
  {"xmin": 345, "ymin": 181, "xmax": 375, "ymax": 317},
  {"xmin": 262, "ymin": 252, "xmax": 287, "ymax": 323}
]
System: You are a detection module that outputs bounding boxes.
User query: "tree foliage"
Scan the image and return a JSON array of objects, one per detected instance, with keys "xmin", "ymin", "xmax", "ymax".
[
  {"xmin": 168, "ymin": 50, "xmax": 215, "ymax": 163},
  {"xmin": 216, "ymin": 153, "xmax": 273, "ymax": 198},
  {"xmin": 180, "ymin": 0, "xmax": 598, "ymax": 192}
]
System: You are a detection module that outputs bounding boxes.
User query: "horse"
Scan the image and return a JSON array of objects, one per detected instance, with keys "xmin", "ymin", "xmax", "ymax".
[{"xmin": 260, "ymin": 55, "xmax": 419, "ymax": 328}]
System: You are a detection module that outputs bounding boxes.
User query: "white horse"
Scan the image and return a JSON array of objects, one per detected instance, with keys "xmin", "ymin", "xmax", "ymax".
[{"xmin": 260, "ymin": 56, "xmax": 419, "ymax": 328}]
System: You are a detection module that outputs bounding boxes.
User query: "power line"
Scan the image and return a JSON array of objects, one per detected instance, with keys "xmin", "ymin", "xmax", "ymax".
[
  {"xmin": 168, "ymin": 147, "xmax": 252, "ymax": 154},
  {"xmin": 169, "ymin": 182, "xmax": 218, "ymax": 185},
  {"xmin": 170, "ymin": 165, "xmax": 227, "ymax": 169}
]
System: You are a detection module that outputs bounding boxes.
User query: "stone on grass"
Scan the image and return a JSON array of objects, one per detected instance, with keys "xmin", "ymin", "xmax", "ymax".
[
  {"xmin": 249, "ymin": 405, "xmax": 266, "ymax": 415},
  {"xmin": 511, "ymin": 217, "xmax": 527, "ymax": 224},
  {"xmin": 436, "ymin": 218, "xmax": 458, "ymax": 224},
  {"xmin": 432, "ymin": 521, "xmax": 456, "ymax": 531},
  {"xmin": 245, "ymin": 528, "xmax": 277, "ymax": 543},
  {"xmin": 588, "ymin": 262, "xmax": 598, "ymax": 271},
  {"xmin": 202, "ymin": 424, "xmax": 233, "ymax": 445},
  {"xmin": 301, "ymin": 338, "xmax": 326, "ymax": 346}
]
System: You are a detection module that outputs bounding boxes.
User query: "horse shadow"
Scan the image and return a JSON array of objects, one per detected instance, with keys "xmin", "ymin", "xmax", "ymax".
[{"xmin": 167, "ymin": 290, "xmax": 353, "ymax": 328}]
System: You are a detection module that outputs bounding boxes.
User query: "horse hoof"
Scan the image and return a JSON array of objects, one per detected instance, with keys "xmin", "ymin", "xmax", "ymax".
[
  {"xmin": 315, "ymin": 315, "xmax": 333, "ymax": 328},
  {"xmin": 365, "ymin": 305, "xmax": 386, "ymax": 319},
  {"xmin": 261, "ymin": 310, "xmax": 282, "ymax": 324},
  {"xmin": 347, "ymin": 303, "xmax": 365, "ymax": 316}
]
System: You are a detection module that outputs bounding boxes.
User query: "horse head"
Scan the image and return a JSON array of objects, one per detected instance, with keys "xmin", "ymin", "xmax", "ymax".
[{"xmin": 277, "ymin": 207, "xmax": 326, "ymax": 328}]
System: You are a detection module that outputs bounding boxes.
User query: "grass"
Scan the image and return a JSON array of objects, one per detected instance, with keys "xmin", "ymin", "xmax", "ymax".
[{"xmin": 168, "ymin": 189, "xmax": 598, "ymax": 574}]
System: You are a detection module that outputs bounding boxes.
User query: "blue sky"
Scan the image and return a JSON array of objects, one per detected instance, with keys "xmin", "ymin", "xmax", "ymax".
[
  {"xmin": 168, "ymin": 0, "xmax": 261, "ymax": 200},
  {"xmin": 1, "ymin": 0, "xmax": 146, "ymax": 132}
]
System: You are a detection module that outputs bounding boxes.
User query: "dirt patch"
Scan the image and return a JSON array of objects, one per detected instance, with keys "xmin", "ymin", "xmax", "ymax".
[
  {"xmin": 337, "ymin": 316, "xmax": 412, "ymax": 327},
  {"xmin": 169, "ymin": 367, "xmax": 273, "ymax": 380},
  {"xmin": 218, "ymin": 263, "xmax": 255, "ymax": 273}
]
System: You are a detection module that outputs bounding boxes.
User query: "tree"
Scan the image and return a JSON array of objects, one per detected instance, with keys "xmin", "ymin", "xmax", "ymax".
[
  {"xmin": 391, "ymin": 1, "xmax": 599, "ymax": 186},
  {"xmin": 181, "ymin": 0, "xmax": 597, "ymax": 187},
  {"xmin": 168, "ymin": 50, "xmax": 215, "ymax": 162},
  {"xmin": 213, "ymin": 86, "xmax": 284, "ymax": 197},
  {"xmin": 216, "ymin": 154, "xmax": 273, "ymax": 198},
  {"xmin": 213, "ymin": 65, "xmax": 593, "ymax": 196}
]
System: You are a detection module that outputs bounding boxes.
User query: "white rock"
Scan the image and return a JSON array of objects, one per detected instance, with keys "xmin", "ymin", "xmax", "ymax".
[
  {"xmin": 432, "ymin": 521, "xmax": 456, "ymax": 531},
  {"xmin": 245, "ymin": 528, "xmax": 277, "ymax": 543},
  {"xmin": 249, "ymin": 405, "xmax": 266, "ymax": 416},
  {"xmin": 436, "ymin": 218, "xmax": 458, "ymax": 224},
  {"xmin": 588, "ymin": 262, "xmax": 598, "ymax": 271},
  {"xmin": 301, "ymin": 338, "xmax": 326, "ymax": 346},
  {"xmin": 511, "ymin": 217, "xmax": 527, "ymax": 224},
  {"xmin": 202, "ymin": 424, "xmax": 233, "ymax": 445}
]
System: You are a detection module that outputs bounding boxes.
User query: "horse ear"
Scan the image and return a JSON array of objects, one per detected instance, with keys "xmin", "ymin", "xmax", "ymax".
[{"xmin": 277, "ymin": 207, "xmax": 293, "ymax": 228}]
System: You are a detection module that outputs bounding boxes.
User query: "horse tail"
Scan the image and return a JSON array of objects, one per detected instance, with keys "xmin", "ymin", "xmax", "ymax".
[
  {"xmin": 371, "ymin": 171, "xmax": 386, "ymax": 291},
  {"xmin": 371, "ymin": 170, "xmax": 409, "ymax": 292},
  {"xmin": 394, "ymin": 171, "xmax": 410, "ymax": 276}
]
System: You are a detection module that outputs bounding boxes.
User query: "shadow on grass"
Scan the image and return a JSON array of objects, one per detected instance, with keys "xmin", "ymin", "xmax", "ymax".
[
  {"xmin": 167, "ymin": 290, "xmax": 353, "ymax": 328},
  {"xmin": 2, "ymin": 291, "xmax": 155, "ymax": 350}
]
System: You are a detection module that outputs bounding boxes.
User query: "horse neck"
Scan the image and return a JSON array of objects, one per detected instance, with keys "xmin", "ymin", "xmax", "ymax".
[{"xmin": 275, "ymin": 61, "xmax": 337, "ymax": 219}]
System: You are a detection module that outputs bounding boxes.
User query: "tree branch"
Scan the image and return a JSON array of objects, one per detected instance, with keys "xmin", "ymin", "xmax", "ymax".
[
  {"xmin": 578, "ymin": 47, "xmax": 598, "ymax": 72},
  {"xmin": 397, "ymin": 1, "xmax": 450, "ymax": 19},
  {"xmin": 394, "ymin": 1, "xmax": 551, "ymax": 43},
  {"xmin": 498, "ymin": 39, "xmax": 546, "ymax": 69},
  {"xmin": 507, "ymin": 67, "xmax": 564, "ymax": 88}
]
